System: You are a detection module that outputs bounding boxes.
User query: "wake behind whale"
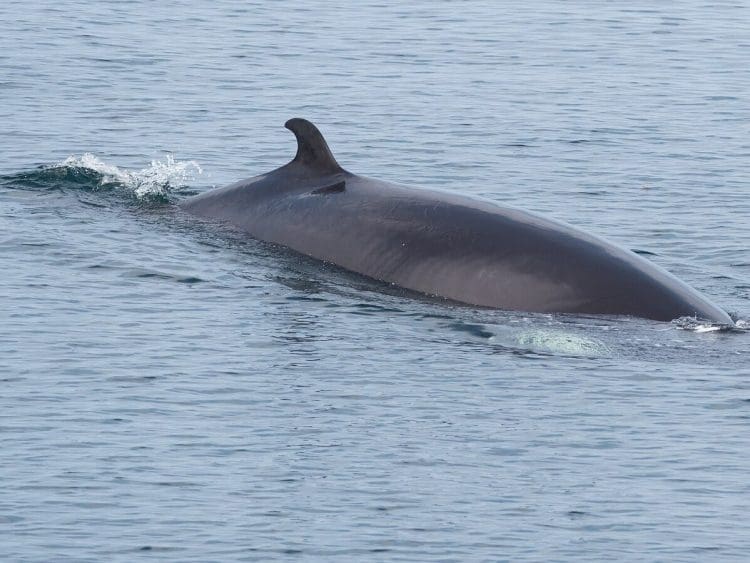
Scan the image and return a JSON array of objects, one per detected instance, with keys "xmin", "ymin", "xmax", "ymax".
[{"xmin": 174, "ymin": 118, "xmax": 731, "ymax": 324}]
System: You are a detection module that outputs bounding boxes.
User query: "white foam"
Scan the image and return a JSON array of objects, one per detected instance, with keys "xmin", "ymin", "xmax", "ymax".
[{"xmin": 693, "ymin": 325, "xmax": 722, "ymax": 333}]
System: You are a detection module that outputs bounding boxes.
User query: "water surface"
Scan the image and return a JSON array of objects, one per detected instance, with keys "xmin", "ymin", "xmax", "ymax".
[{"xmin": 2, "ymin": 1, "xmax": 749, "ymax": 561}]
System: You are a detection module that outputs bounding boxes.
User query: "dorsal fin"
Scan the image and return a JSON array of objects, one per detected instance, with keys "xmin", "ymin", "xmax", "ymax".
[{"xmin": 284, "ymin": 118, "xmax": 343, "ymax": 173}]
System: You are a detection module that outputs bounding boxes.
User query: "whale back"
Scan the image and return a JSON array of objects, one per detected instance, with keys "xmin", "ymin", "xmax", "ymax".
[{"xmin": 179, "ymin": 119, "xmax": 733, "ymax": 325}]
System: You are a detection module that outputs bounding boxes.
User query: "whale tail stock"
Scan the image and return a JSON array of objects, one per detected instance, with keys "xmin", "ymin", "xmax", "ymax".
[{"xmin": 284, "ymin": 118, "xmax": 343, "ymax": 174}]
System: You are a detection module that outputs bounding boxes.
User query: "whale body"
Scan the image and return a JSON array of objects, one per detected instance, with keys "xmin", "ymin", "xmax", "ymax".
[{"xmin": 180, "ymin": 118, "xmax": 732, "ymax": 324}]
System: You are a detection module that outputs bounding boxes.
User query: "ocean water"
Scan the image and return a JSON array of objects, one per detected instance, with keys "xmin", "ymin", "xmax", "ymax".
[{"xmin": 2, "ymin": 1, "xmax": 750, "ymax": 561}]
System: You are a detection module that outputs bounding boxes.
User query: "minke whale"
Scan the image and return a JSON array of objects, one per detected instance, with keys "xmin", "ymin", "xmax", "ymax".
[{"xmin": 180, "ymin": 118, "xmax": 732, "ymax": 324}]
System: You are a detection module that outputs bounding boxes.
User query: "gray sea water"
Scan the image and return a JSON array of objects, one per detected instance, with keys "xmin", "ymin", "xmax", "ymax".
[{"xmin": 2, "ymin": 1, "xmax": 750, "ymax": 561}]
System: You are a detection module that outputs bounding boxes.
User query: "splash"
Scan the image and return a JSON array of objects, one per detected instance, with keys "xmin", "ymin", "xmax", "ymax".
[
  {"xmin": 48, "ymin": 153, "xmax": 202, "ymax": 200},
  {"xmin": 672, "ymin": 316, "xmax": 743, "ymax": 333}
]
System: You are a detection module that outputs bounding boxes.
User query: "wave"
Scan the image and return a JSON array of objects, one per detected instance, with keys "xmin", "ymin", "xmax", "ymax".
[{"xmin": 2, "ymin": 153, "xmax": 202, "ymax": 202}]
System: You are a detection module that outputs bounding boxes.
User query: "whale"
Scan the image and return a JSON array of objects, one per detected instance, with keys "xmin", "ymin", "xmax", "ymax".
[{"xmin": 179, "ymin": 118, "xmax": 733, "ymax": 324}]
